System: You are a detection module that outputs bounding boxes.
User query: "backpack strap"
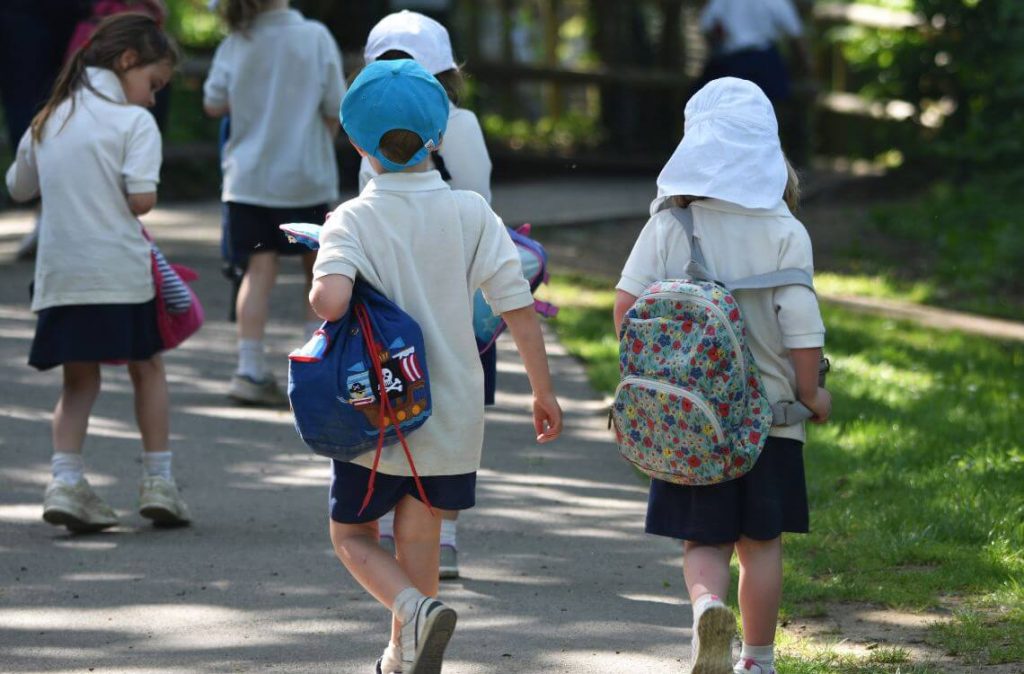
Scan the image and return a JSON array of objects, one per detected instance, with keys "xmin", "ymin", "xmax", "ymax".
[{"xmin": 669, "ymin": 207, "xmax": 815, "ymax": 293}]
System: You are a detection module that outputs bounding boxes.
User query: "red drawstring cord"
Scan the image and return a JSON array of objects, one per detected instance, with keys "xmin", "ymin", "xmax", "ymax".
[{"xmin": 354, "ymin": 304, "xmax": 433, "ymax": 517}]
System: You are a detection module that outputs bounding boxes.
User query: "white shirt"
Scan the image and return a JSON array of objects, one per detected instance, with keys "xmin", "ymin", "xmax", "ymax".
[
  {"xmin": 314, "ymin": 171, "xmax": 534, "ymax": 476},
  {"xmin": 617, "ymin": 199, "xmax": 825, "ymax": 442},
  {"xmin": 359, "ymin": 104, "xmax": 492, "ymax": 202},
  {"xmin": 6, "ymin": 68, "xmax": 159, "ymax": 311},
  {"xmin": 700, "ymin": 0, "xmax": 803, "ymax": 54},
  {"xmin": 204, "ymin": 9, "xmax": 344, "ymax": 207}
]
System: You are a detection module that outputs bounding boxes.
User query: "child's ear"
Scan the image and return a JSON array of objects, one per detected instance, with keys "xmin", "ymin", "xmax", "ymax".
[{"xmin": 117, "ymin": 49, "xmax": 140, "ymax": 72}]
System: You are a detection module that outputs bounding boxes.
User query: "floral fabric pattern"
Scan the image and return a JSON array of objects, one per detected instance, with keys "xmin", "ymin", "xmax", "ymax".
[{"xmin": 612, "ymin": 279, "xmax": 773, "ymax": 485}]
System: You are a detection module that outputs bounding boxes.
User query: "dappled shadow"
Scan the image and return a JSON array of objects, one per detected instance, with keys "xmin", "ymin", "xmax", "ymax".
[{"xmin": 0, "ymin": 209, "xmax": 695, "ymax": 673}]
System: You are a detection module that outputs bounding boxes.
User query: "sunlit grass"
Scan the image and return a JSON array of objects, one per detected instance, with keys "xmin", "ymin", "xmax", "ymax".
[
  {"xmin": 815, "ymin": 272, "xmax": 934, "ymax": 304},
  {"xmin": 541, "ymin": 272, "xmax": 1024, "ymax": 666}
]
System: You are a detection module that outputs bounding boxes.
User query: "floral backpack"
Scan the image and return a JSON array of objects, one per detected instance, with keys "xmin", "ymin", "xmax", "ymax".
[{"xmin": 611, "ymin": 207, "xmax": 816, "ymax": 486}]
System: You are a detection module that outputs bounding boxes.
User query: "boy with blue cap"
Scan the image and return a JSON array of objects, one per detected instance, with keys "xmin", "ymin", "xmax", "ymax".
[{"xmin": 309, "ymin": 59, "xmax": 563, "ymax": 674}]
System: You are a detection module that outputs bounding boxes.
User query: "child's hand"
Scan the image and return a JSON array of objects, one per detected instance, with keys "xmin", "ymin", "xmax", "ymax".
[
  {"xmin": 533, "ymin": 391, "xmax": 563, "ymax": 443},
  {"xmin": 804, "ymin": 387, "xmax": 832, "ymax": 424}
]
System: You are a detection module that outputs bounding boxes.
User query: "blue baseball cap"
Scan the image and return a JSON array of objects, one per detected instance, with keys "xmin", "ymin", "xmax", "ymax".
[{"xmin": 341, "ymin": 59, "xmax": 449, "ymax": 172}]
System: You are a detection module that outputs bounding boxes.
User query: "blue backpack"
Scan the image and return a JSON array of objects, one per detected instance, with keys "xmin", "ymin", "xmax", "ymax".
[
  {"xmin": 287, "ymin": 281, "xmax": 432, "ymax": 512},
  {"xmin": 472, "ymin": 223, "xmax": 558, "ymax": 352}
]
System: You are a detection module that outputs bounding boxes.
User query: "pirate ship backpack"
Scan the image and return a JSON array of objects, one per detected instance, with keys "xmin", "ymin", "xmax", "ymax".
[{"xmin": 287, "ymin": 281, "xmax": 431, "ymax": 465}]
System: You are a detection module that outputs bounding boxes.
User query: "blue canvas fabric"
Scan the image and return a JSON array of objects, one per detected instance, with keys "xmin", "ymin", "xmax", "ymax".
[{"xmin": 288, "ymin": 281, "xmax": 431, "ymax": 462}]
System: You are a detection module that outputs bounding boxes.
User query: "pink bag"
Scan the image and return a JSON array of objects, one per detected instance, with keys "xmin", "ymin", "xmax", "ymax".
[{"xmin": 144, "ymin": 229, "xmax": 204, "ymax": 351}]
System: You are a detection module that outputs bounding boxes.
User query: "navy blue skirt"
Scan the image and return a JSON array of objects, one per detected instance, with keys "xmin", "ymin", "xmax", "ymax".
[
  {"xmin": 645, "ymin": 436, "xmax": 809, "ymax": 543},
  {"xmin": 29, "ymin": 300, "xmax": 162, "ymax": 371},
  {"xmin": 330, "ymin": 461, "xmax": 477, "ymax": 524}
]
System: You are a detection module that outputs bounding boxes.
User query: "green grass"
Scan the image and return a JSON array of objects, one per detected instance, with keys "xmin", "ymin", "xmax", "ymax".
[{"xmin": 539, "ymin": 273, "xmax": 1024, "ymax": 667}]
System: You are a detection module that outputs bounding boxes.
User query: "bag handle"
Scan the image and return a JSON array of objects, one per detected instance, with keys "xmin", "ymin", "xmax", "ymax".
[
  {"xmin": 353, "ymin": 303, "xmax": 433, "ymax": 518},
  {"xmin": 669, "ymin": 207, "xmax": 815, "ymax": 292}
]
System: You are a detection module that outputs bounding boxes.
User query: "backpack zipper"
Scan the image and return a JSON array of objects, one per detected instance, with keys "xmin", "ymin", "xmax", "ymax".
[
  {"xmin": 615, "ymin": 375, "xmax": 724, "ymax": 442},
  {"xmin": 641, "ymin": 291, "xmax": 745, "ymax": 376}
]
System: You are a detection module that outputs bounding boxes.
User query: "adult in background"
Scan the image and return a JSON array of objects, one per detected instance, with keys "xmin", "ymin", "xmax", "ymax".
[{"xmin": 693, "ymin": 0, "xmax": 810, "ymax": 105}]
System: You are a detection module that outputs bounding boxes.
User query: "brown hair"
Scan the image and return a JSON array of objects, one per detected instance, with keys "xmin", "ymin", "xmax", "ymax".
[
  {"xmin": 378, "ymin": 129, "xmax": 425, "ymax": 165},
  {"xmin": 223, "ymin": 0, "xmax": 272, "ymax": 33},
  {"xmin": 375, "ymin": 49, "xmax": 464, "ymax": 106},
  {"xmin": 30, "ymin": 13, "xmax": 177, "ymax": 142}
]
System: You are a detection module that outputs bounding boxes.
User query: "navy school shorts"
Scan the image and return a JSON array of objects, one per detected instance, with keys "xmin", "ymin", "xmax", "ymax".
[
  {"xmin": 329, "ymin": 461, "xmax": 477, "ymax": 524},
  {"xmin": 226, "ymin": 202, "xmax": 329, "ymax": 262}
]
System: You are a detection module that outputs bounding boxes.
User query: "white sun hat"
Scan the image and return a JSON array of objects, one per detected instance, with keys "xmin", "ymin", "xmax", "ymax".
[
  {"xmin": 364, "ymin": 10, "xmax": 457, "ymax": 76},
  {"xmin": 651, "ymin": 77, "xmax": 787, "ymax": 215}
]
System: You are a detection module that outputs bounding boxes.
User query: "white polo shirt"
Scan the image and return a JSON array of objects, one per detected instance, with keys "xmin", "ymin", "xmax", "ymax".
[
  {"xmin": 6, "ymin": 67, "xmax": 159, "ymax": 312},
  {"xmin": 617, "ymin": 199, "xmax": 825, "ymax": 442},
  {"xmin": 314, "ymin": 171, "xmax": 534, "ymax": 476},
  {"xmin": 204, "ymin": 9, "xmax": 344, "ymax": 208},
  {"xmin": 358, "ymin": 103, "xmax": 492, "ymax": 203},
  {"xmin": 700, "ymin": 0, "xmax": 803, "ymax": 54}
]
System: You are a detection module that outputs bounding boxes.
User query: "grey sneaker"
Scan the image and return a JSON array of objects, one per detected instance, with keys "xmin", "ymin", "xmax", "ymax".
[
  {"xmin": 400, "ymin": 597, "xmax": 457, "ymax": 674},
  {"xmin": 439, "ymin": 545, "xmax": 459, "ymax": 580},
  {"xmin": 42, "ymin": 478, "xmax": 118, "ymax": 533},
  {"xmin": 228, "ymin": 373, "xmax": 288, "ymax": 407},
  {"xmin": 379, "ymin": 534, "xmax": 396, "ymax": 555},
  {"xmin": 692, "ymin": 597, "xmax": 736, "ymax": 674},
  {"xmin": 139, "ymin": 476, "xmax": 192, "ymax": 527}
]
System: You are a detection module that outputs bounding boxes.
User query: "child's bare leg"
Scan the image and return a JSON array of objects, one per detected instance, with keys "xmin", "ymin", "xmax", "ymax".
[
  {"xmin": 330, "ymin": 516, "xmax": 412, "ymax": 609},
  {"xmin": 735, "ymin": 535, "xmax": 783, "ymax": 646},
  {"xmin": 683, "ymin": 540, "xmax": 734, "ymax": 601},
  {"xmin": 389, "ymin": 495, "xmax": 443, "ymax": 642},
  {"xmin": 237, "ymin": 251, "xmax": 278, "ymax": 342},
  {"xmin": 302, "ymin": 251, "xmax": 317, "ymax": 322},
  {"xmin": 52, "ymin": 362, "xmax": 101, "ymax": 451},
  {"xmin": 127, "ymin": 356, "xmax": 169, "ymax": 453}
]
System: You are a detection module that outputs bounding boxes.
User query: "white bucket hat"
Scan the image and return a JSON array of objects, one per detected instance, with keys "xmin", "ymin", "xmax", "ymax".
[
  {"xmin": 364, "ymin": 10, "xmax": 457, "ymax": 76},
  {"xmin": 651, "ymin": 77, "xmax": 787, "ymax": 215}
]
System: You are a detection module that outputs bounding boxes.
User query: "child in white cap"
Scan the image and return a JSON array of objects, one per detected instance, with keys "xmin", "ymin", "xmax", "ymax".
[
  {"xmin": 310, "ymin": 58, "xmax": 563, "ymax": 674},
  {"xmin": 360, "ymin": 9, "xmax": 495, "ymax": 581},
  {"xmin": 613, "ymin": 77, "xmax": 831, "ymax": 674}
]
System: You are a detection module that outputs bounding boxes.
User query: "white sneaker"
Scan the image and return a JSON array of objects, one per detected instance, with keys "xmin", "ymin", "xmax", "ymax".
[
  {"xmin": 42, "ymin": 478, "xmax": 118, "ymax": 532},
  {"xmin": 692, "ymin": 597, "xmax": 736, "ymax": 674},
  {"xmin": 400, "ymin": 597, "xmax": 457, "ymax": 674},
  {"xmin": 228, "ymin": 373, "xmax": 288, "ymax": 407},
  {"xmin": 439, "ymin": 545, "xmax": 459, "ymax": 580},
  {"xmin": 139, "ymin": 476, "xmax": 192, "ymax": 527},
  {"xmin": 734, "ymin": 659, "xmax": 774, "ymax": 674}
]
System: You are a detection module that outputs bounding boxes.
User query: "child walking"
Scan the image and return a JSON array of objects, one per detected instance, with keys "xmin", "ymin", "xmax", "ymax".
[
  {"xmin": 358, "ymin": 9, "xmax": 494, "ymax": 581},
  {"xmin": 203, "ymin": 0, "xmax": 344, "ymax": 406},
  {"xmin": 309, "ymin": 59, "xmax": 563, "ymax": 674},
  {"xmin": 613, "ymin": 78, "xmax": 832, "ymax": 674},
  {"xmin": 5, "ymin": 14, "xmax": 190, "ymax": 531}
]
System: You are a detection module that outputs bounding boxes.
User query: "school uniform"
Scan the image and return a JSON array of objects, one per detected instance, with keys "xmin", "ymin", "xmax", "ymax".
[
  {"xmin": 695, "ymin": 0, "xmax": 803, "ymax": 101},
  {"xmin": 203, "ymin": 8, "xmax": 344, "ymax": 259},
  {"xmin": 314, "ymin": 170, "xmax": 533, "ymax": 523},
  {"xmin": 359, "ymin": 102, "xmax": 499, "ymax": 403},
  {"xmin": 5, "ymin": 67, "xmax": 163, "ymax": 370}
]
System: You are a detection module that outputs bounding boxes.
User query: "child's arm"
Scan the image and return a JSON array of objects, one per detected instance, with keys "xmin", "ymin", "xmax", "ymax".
[
  {"xmin": 309, "ymin": 274, "xmax": 354, "ymax": 322},
  {"xmin": 791, "ymin": 347, "xmax": 831, "ymax": 423},
  {"xmin": 501, "ymin": 305, "xmax": 563, "ymax": 443},
  {"xmin": 5, "ymin": 131, "xmax": 40, "ymax": 203},
  {"xmin": 128, "ymin": 192, "xmax": 157, "ymax": 216},
  {"xmin": 613, "ymin": 290, "xmax": 639, "ymax": 338}
]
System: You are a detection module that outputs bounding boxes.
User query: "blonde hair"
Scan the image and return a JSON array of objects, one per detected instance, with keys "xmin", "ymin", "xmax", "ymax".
[{"xmin": 669, "ymin": 156, "xmax": 801, "ymax": 212}]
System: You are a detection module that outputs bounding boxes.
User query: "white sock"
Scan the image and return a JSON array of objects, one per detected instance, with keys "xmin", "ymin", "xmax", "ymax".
[
  {"xmin": 142, "ymin": 451, "xmax": 173, "ymax": 481},
  {"xmin": 740, "ymin": 644, "xmax": 775, "ymax": 671},
  {"xmin": 393, "ymin": 586, "xmax": 426, "ymax": 625},
  {"xmin": 304, "ymin": 320, "xmax": 322, "ymax": 341},
  {"xmin": 51, "ymin": 452, "xmax": 84, "ymax": 485},
  {"xmin": 440, "ymin": 518, "xmax": 457, "ymax": 549},
  {"xmin": 237, "ymin": 339, "xmax": 266, "ymax": 380},
  {"xmin": 378, "ymin": 510, "xmax": 395, "ymax": 538},
  {"xmin": 693, "ymin": 592, "xmax": 721, "ymax": 621},
  {"xmin": 379, "ymin": 642, "xmax": 403, "ymax": 674}
]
